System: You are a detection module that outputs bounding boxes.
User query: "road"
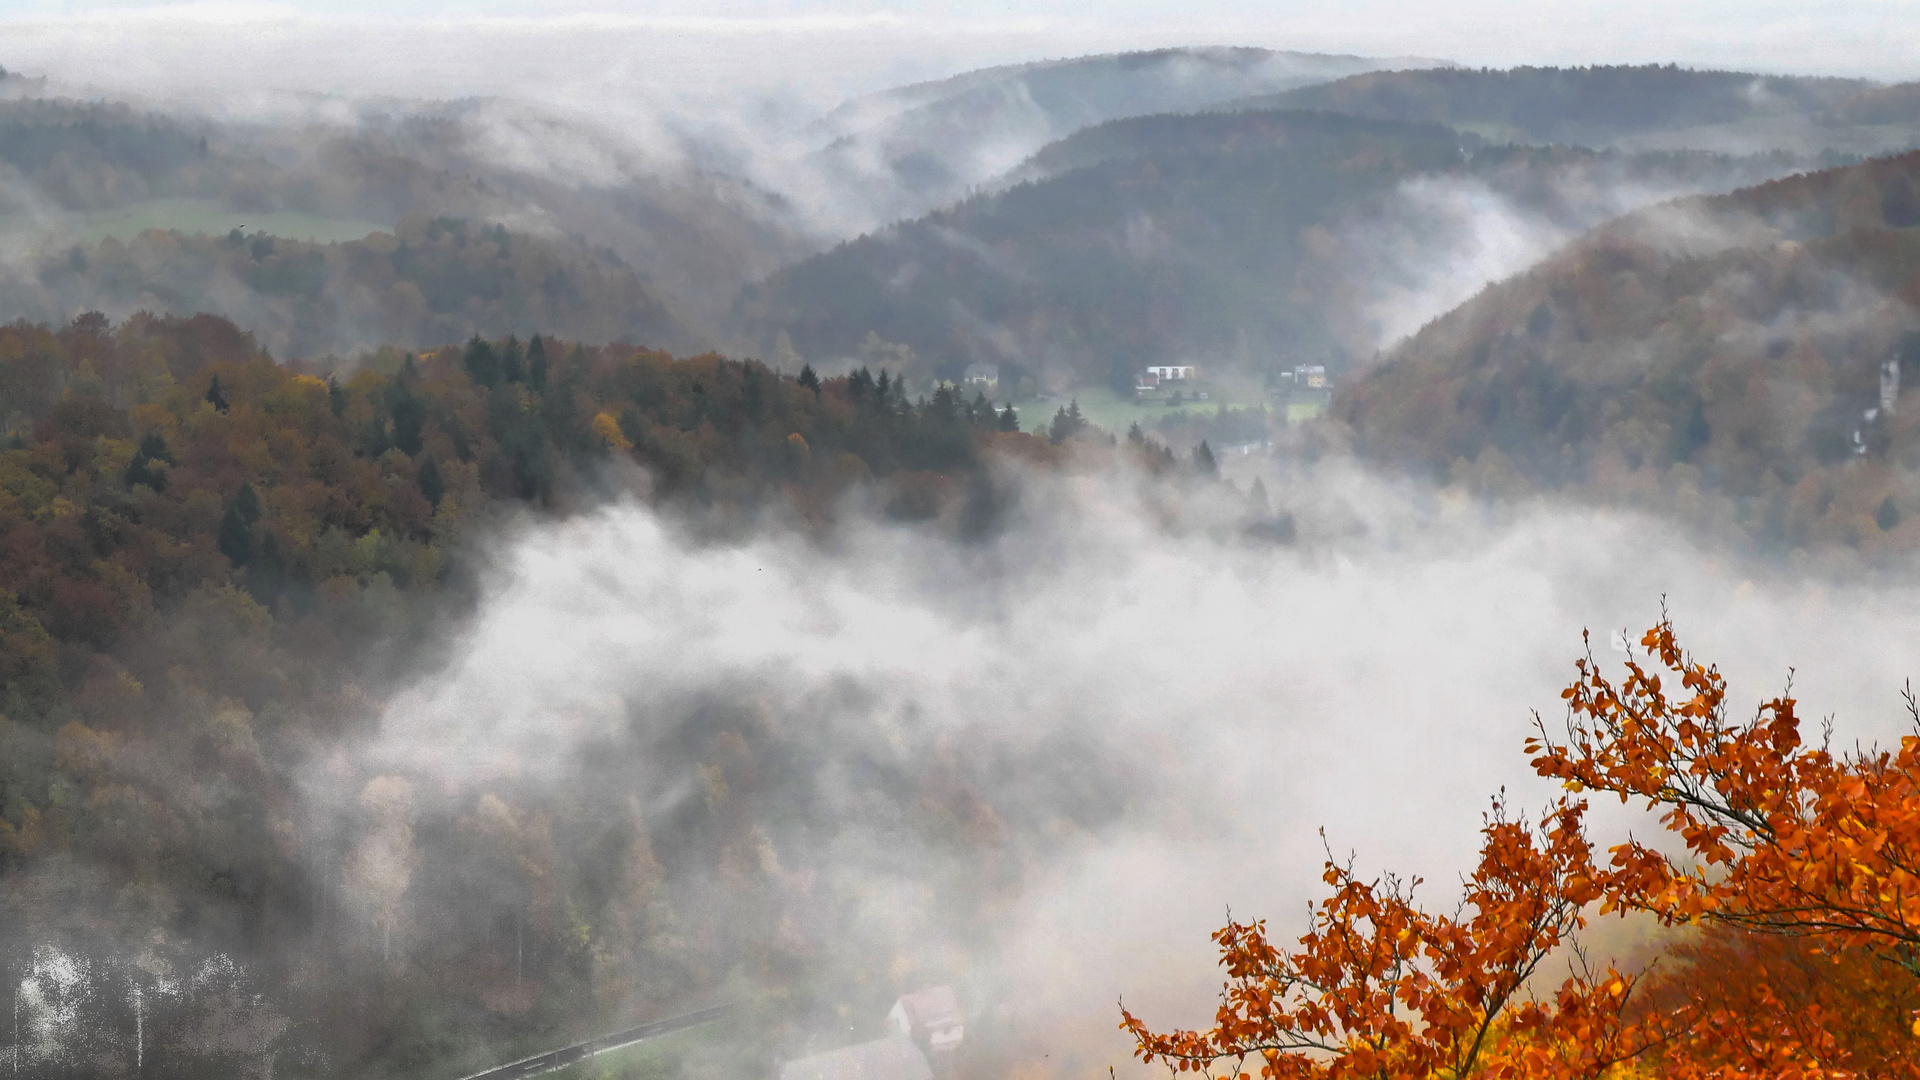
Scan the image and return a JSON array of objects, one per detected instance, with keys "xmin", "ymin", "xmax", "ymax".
[{"xmin": 454, "ymin": 1003, "xmax": 733, "ymax": 1080}]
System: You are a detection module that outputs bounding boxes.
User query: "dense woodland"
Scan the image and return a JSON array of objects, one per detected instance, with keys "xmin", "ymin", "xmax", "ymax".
[
  {"xmin": 0, "ymin": 85, "xmax": 809, "ymax": 346},
  {"xmin": 799, "ymin": 47, "xmax": 1390, "ymax": 232},
  {"xmin": 0, "ymin": 311, "xmax": 1171, "ymax": 1078},
  {"xmin": 745, "ymin": 110, "xmax": 1812, "ymax": 392},
  {"xmin": 1235, "ymin": 64, "xmax": 1885, "ymax": 145},
  {"xmin": 1340, "ymin": 149, "xmax": 1920, "ymax": 558},
  {"xmin": 6, "ymin": 217, "xmax": 700, "ymax": 360}
]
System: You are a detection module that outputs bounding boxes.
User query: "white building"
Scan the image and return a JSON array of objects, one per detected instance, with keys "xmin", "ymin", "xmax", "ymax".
[
  {"xmin": 1144, "ymin": 364, "xmax": 1197, "ymax": 382},
  {"xmin": 962, "ymin": 364, "xmax": 999, "ymax": 392},
  {"xmin": 887, "ymin": 986, "xmax": 964, "ymax": 1056}
]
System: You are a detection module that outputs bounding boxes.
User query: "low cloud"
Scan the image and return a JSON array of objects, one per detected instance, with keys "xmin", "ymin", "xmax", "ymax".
[{"xmin": 313, "ymin": 455, "xmax": 1920, "ymax": 1070}]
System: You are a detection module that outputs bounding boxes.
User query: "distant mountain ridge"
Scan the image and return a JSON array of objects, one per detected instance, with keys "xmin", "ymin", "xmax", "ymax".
[
  {"xmin": 1228, "ymin": 65, "xmax": 1874, "ymax": 143},
  {"xmin": 793, "ymin": 46, "xmax": 1439, "ymax": 234},
  {"xmin": 742, "ymin": 104, "xmax": 1823, "ymax": 395}
]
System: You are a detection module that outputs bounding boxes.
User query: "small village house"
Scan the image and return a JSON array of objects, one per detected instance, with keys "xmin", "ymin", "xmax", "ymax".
[
  {"xmin": 1135, "ymin": 364, "xmax": 1204, "ymax": 402},
  {"xmin": 775, "ymin": 987, "xmax": 965, "ymax": 1080},
  {"xmin": 961, "ymin": 363, "xmax": 999, "ymax": 394},
  {"xmin": 888, "ymin": 986, "xmax": 964, "ymax": 1057}
]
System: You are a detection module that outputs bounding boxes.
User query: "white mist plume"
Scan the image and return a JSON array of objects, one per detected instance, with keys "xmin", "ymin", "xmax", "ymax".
[
  {"xmin": 324, "ymin": 457, "xmax": 1920, "ymax": 1066},
  {"xmin": 1342, "ymin": 161, "xmax": 1812, "ymax": 350}
]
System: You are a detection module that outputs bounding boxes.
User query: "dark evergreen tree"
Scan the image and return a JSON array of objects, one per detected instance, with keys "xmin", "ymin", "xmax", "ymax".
[
  {"xmin": 1194, "ymin": 440, "xmax": 1218, "ymax": 476},
  {"xmin": 502, "ymin": 336, "xmax": 525, "ymax": 384},
  {"xmin": 217, "ymin": 482, "xmax": 260, "ymax": 566},
  {"xmin": 798, "ymin": 363, "xmax": 820, "ymax": 394},
  {"xmin": 123, "ymin": 434, "xmax": 170, "ymax": 491},
  {"xmin": 205, "ymin": 374, "xmax": 228, "ymax": 413},
  {"xmin": 1049, "ymin": 399, "xmax": 1087, "ymax": 444},
  {"xmin": 969, "ymin": 391, "xmax": 995, "ymax": 428},
  {"xmin": 233, "ymin": 481, "xmax": 261, "ymax": 525},
  {"xmin": 328, "ymin": 376, "xmax": 348, "ymax": 418},
  {"xmin": 391, "ymin": 392, "xmax": 426, "ymax": 456},
  {"xmin": 846, "ymin": 367, "xmax": 876, "ymax": 409},
  {"xmin": 137, "ymin": 430, "xmax": 173, "ymax": 464},
  {"xmin": 417, "ymin": 456, "xmax": 446, "ymax": 508},
  {"xmin": 1127, "ymin": 421, "xmax": 1146, "ymax": 444},
  {"xmin": 998, "ymin": 403, "xmax": 1020, "ymax": 432},
  {"xmin": 926, "ymin": 386, "xmax": 959, "ymax": 425},
  {"xmin": 527, "ymin": 334, "xmax": 549, "ymax": 392},
  {"xmin": 464, "ymin": 336, "xmax": 502, "ymax": 389}
]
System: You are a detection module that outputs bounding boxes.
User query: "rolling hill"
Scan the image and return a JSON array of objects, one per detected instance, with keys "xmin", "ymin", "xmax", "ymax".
[
  {"xmin": 1338, "ymin": 150, "xmax": 1920, "ymax": 555},
  {"xmin": 741, "ymin": 108, "xmax": 1817, "ymax": 397},
  {"xmin": 793, "ymin": 47, "xmax": 1431, "ymax": 233},
  {"xmin": 1228, "ymin": 64, "xmax": 1880, "ymax": 147}
]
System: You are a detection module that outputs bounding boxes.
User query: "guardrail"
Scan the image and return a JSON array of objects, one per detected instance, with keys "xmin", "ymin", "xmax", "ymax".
[{"xmin": 455, "ymin": 1002, "xmax": 733, "ymax": 1080}]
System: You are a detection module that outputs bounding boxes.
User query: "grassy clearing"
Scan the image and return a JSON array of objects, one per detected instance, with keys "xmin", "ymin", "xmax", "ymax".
[{"xmin": 1022, "ymin": 383, "xmax": 1245, "ymax": 437}]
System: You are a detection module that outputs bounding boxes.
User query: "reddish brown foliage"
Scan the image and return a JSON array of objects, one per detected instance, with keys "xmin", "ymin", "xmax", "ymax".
[{"xmin": 1126, "ymin": 617, "xmax": 1920, "ymax": 1078}]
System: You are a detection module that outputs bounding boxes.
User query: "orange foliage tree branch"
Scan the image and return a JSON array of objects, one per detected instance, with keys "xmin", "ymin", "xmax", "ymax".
[
  {"xmin": 1124, "ymin": 614, "xmax": 1920, "ymax": 1079},
  {"xmin": 1121, "ymin": 798, "xmax": 1659, "ymax": 1080},
  {"xmin": 1530, "ymin": 617, "xmax": 1920, "ymax": 973}
]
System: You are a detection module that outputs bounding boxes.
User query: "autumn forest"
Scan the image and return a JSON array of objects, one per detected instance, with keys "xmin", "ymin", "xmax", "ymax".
[{"xmin": 5, "ymin": 22, "xmax": 1920, "ymax": 1080}]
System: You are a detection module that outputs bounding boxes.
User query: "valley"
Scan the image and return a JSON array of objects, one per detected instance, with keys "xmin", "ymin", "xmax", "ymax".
[{"xmin": 4, "ymin": 26, "xmax": 1920, "ymax": 1080}]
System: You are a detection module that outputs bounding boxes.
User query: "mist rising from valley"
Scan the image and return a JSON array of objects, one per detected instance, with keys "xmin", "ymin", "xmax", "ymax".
[{"xmin": 4, "ymin": 10, "xmax": 1920, "ymax": 1079}]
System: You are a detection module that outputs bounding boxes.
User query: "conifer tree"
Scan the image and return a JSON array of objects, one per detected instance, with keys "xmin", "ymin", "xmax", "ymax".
[
  {"xmin": 464, "ymin": 336, "xmax": 501, "ymax": 389},
  {"xmin": 417, "ymin": 456, "xmax": 446, "ymax": 508},
  {"xmin": 205, "ymin": 374, "xmax": 229, "ymax": 413},
  {"xmin": 527, "ymin": 334, "xmax": 549, "ymax": 392},
  {"xmin": 218, "ymin": 482, "xmax": 260, "ymax": 566},
  {"xmin": 798, "ymin": 363, "xmax": 820, "ymax": 394},
  {"xmin": 502, "ymin": 336, "xmax": 525, "ymax": 384},
  {"xmin": 970, "ymin": 391, "xmax": 995, "ymax": 428},
  {"xmin": 998, "ymin": 403, "xmax": 1020, "ymax": 432},
  {"xmin": 1049, "ymin": 399, "xmax": 1087, "ymax": 444}
]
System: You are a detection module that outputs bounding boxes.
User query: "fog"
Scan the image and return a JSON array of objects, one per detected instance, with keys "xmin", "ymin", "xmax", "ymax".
[
  {"xmin": 3, "ymin": 8, "xmax": 1919, "ymax": 1075},
  {"xmin": 300, "ymin": 457, "xmax": 1920, "ymax": 1072}
]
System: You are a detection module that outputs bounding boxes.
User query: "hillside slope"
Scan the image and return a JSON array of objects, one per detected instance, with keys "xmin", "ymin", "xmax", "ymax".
[
  {"xmin": 0, "ymin": 85, "xmax": 812, "ymax": 343},
  {"xmin": 795, "ymin": 47, "xmax": 1423, "ymax": 233},
  {"xmin": 1231, "ymin": 65, "xmax": 1902, "ymax": 155},
  {"xmin": 4, "ymin": 216, "xmax": 704, "ymax": 359},
  {"xmin": 1339, "ymin": 150, "xmax": 1920, "ymax": 555},
  {"xmin": 743, "ymin": 109, "xmax": 1814, "ymax": 394}
]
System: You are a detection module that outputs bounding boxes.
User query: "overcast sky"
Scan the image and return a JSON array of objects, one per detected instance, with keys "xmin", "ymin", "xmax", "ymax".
[{"xmin": 0, "ymin": 0, "xmax": 1913, "ymax": 111}]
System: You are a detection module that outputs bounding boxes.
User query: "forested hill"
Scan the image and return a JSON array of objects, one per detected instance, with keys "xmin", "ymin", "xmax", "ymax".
[
  {"xmin": 745, "ymin": 110, "xmax": 1467, "ymax": 393},
  {"xmin": 1338, "ymin": 149, "xmax": 1920, "ymax": 557},
  {"xmin": 0, "ymin": 86, "xmax": 812, "ymax": 345},
  {"xmin": 0, "ymin": 311, "xmax": 1050, "ymax": 711},
  {"xmin": 741, "ymin": 108, "xmax": 1812, "ymax": 393},
  {"xmin": 0, "ymin": 96, "xmax": 219, "ymax": 211},
  {"xmin": 1231, "ymin": 65, "xmax": 1885, "ymax": 149},
  {"xmin": 5, "ymin": 216, "xmax": 705, "ymax": 360},
  {"xmin": 0, "ymin": 310, "xmax": 1099, "ymax": 1076},
  {"xmin": 798, "ymin": 46, "xmax": 1410, "ymax": 231},
  {"xmin": 1001, "ymin": 107, "xmax": 1458, "ymax": 184}
]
